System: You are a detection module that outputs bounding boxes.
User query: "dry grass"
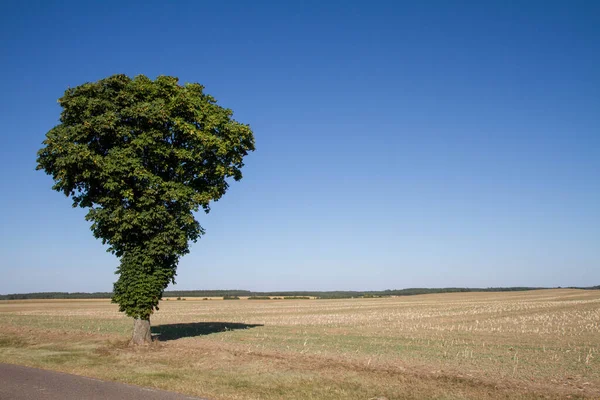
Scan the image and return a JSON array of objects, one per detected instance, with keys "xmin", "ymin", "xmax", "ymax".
[{"xmin": 1, "ymin": 289, "xmax": 599, "ymax": 399}]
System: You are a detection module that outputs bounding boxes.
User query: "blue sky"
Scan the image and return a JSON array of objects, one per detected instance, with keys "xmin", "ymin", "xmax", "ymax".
[{"xmin": 1, "ymin": 0, "xmax": 598, "ymax": 293}]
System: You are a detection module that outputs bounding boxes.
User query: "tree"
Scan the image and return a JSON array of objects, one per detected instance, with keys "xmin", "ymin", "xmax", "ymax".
[{"xmin": 36, "ymin": 74, "xmax": 255, "ymax": 344}]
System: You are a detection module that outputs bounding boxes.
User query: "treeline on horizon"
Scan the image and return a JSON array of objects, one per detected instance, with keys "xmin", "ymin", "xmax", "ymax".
[{"xmin": 1, "ymin": 286, "xmax": 599, "ymax": 300}]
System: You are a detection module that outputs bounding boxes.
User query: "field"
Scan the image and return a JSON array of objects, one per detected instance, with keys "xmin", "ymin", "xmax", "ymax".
[{"xmin": 0, "ymin": 289, "xmax": 599, "ymax": 399}]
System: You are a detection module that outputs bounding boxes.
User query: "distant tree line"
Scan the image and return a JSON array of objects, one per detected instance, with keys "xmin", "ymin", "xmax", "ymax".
[
  {"xmin": 0, "ymin": 292, "xmax": 114, "ymax": 300},
  {"xmin": 1, "ymin": 286, "xmax": 598, "ymax": 300}
]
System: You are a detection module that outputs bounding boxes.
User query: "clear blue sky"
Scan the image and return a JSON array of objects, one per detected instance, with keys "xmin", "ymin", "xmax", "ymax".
[{"xmin": 1, "ymin": 1, "xmax": 598, "ymax": 293}]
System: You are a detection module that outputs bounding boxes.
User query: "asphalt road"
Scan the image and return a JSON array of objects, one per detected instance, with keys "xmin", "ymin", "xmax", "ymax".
[{"xmin": 0, "ymin": 363, "xmax": 206, "ymax": 400}]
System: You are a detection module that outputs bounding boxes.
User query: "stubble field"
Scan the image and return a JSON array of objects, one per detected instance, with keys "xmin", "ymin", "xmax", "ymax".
[{"xmin": 0, "ymin": 289, "xmax": 599, "ymax": 399}]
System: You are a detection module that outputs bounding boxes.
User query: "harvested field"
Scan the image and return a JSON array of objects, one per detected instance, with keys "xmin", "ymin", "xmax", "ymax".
[{"xmin": 0, "ymin": 289, "xmax": 599, "ymax": 399}]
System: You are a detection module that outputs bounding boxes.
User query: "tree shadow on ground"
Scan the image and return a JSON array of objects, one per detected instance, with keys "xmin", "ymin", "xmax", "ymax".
[{"xmin": 151, "ymin": 322, "xmax": 263, "ymax": 341}]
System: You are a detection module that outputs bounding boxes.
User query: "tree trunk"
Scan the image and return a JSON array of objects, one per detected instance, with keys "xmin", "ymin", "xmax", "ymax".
[{"xmin": 131, "ymin": 317, "xmax": 152, "ymax": 345}]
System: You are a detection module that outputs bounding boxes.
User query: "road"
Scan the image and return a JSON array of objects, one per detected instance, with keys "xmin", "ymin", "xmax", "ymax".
[{"xmin": 0, "ymin": 363, "xmax": 206, "ymax": 400}]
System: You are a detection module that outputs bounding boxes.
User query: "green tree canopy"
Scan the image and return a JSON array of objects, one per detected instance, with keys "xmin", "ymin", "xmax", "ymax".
[{"xmin": 36, "ymin": 75, "xmax": 255, "ymax": 337}]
